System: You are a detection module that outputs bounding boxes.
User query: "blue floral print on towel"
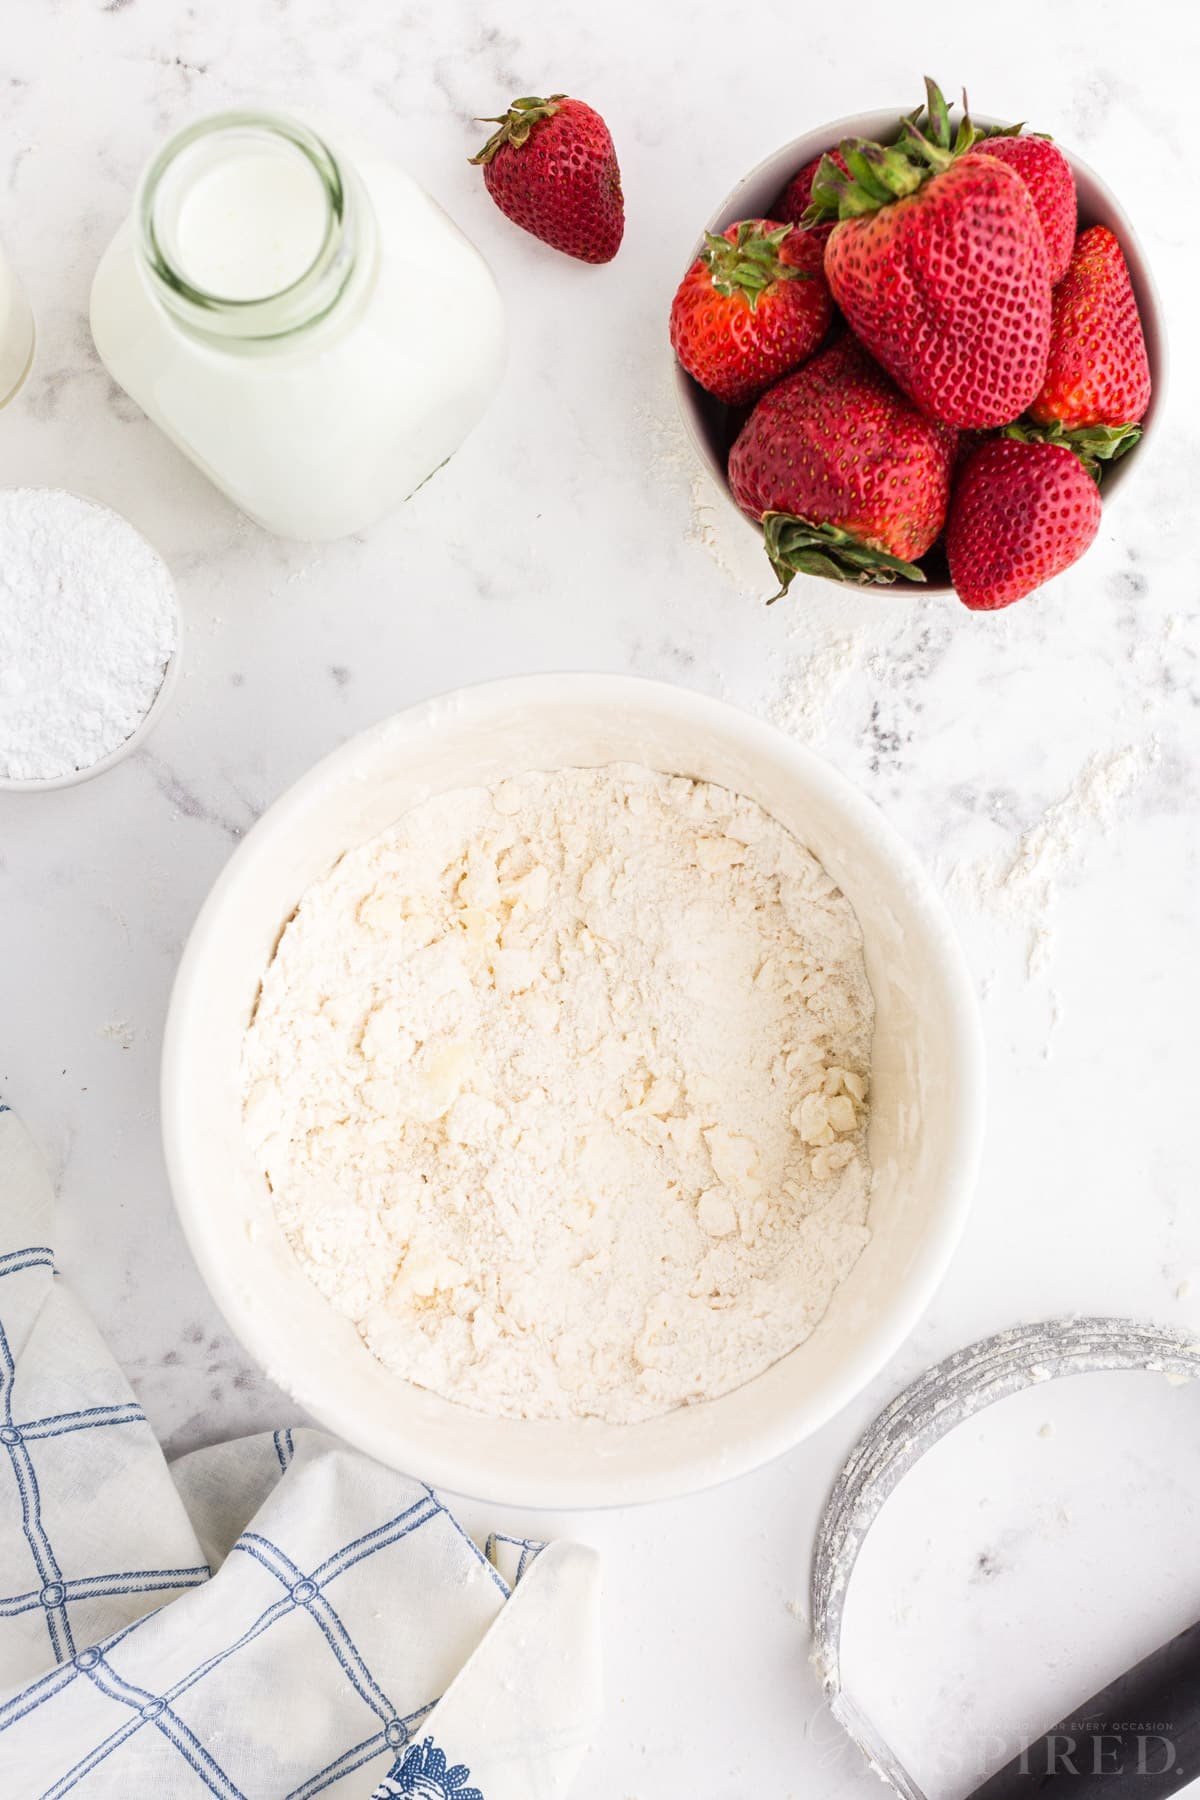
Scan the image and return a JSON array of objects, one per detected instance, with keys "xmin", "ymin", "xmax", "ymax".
[{"xmin": 373, "ymin": 1734, "xmax": 484, "ymax": 1799}]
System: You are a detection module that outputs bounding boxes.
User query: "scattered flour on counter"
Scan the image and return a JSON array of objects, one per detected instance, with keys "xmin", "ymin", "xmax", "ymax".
[
  {"xmin": 1042, "ymin": 987, "xmax": 1064, "ymax": 1062},
  {"xmin": 768, "ymin": 630, "xmax": 867, "ymax": 744},
  {"xmin": 686, "ymin": 470, "xmax": 750, "ymax": 588},
  {"xmin": 636, "ymin": 387, "xmax": 757, "ymax": 589},
  {"xmin": 243, "ymin": 764, "xmax": 874, "ymax": 1425},
  {"xmin": 952, "ymin": 742, "xmax": 1158, "ymax": 976}
]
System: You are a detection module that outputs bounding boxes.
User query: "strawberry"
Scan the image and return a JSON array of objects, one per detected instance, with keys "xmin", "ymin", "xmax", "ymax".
[
  {"xmin": 1029, "ymin": 225, "xmax": 1151, "ymax": 431},
  {"xmin": 774, "ymin": 149, "xmax": 849, "ymax": 244},
  {"xmin": 975, "ymin": 133, "xmax": 1076, "ymax": 284},
  {"xmin": 670, "ymin": 220, "xmax": 832, "ymax": 406},
  {"xmin": 470, "ymin": 94, "xmax": 623, "ymax": 263},
  {"xmin": 946, "ymin": 437, "xmax": 1101, "ymax": 609},
  {"xmin": 727, "ymin": 336, "xmax": 957, "ymax": 596},
  {"xmin": 805, "ymin": 79, "xmax": 1051, "ymax": 429}
]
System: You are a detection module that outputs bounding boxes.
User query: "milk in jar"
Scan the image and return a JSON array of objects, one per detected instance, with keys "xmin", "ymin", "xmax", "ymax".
[{"xmin": 90, "ymin": 111, "xmax": 506, "ymax": 540}]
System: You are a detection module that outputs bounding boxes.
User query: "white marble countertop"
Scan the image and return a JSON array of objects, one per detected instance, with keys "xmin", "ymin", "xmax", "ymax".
[{"xmin": 3, "ymin": 2, "xmax": 1200, "ymax": 1794}]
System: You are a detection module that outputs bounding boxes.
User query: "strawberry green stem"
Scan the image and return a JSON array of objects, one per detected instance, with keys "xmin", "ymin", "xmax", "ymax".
[
  {"xmin": 470, "ymin": 94, "xmax": 566, "ymax": 165},
  {"xmin": 804, "ymin": 77, "xmax": 982, "ymax": 225},
  {"xmin": 701, "ymin": 222, "xmax": 807, "ymax": 308},
  {"xmin": 914, "ymin": 76, "xmax": 980, "ymax": 155},
  {"xmin": 1001, "ymin": 419, "xmax": 1143, "ymax": 482},
  {"xmin": 762, "ymin": 512, "xmax": 927, "ymax": 600}
]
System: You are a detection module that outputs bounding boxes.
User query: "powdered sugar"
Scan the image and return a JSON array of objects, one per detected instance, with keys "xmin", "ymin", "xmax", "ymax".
[
  {"xmin": 243, "ymin": 764, "xmax": 874, "ymax": 1424},
  {"xmin": 0, "ymin": 488, "xmax": 177, "ymax": 782}
]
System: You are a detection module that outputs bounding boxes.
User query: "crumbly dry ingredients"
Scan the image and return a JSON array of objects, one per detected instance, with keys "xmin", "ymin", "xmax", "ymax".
[{"xmin": 242, "ymin": 765, "xmax": 874, "ymax": 1424}]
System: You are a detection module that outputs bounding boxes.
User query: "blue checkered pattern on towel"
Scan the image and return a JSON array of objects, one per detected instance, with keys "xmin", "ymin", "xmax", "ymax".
[{"xmin": 0, "ymin": 1107, "xmax": 599, "ymax": 1799}]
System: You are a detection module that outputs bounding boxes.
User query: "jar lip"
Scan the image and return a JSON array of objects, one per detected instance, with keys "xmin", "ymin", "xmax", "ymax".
[{"xmin": 136, "ymin": 109, "xmax": 356, "ymax": 339}]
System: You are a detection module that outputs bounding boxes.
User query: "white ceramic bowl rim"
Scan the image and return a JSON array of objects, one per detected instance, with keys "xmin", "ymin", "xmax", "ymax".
[{"xmin": 162, "ymin": 674, "xmax": 985, "ymax": 1508}]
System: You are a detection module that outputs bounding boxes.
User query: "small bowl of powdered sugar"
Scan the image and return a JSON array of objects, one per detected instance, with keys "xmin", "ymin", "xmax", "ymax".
[{"xmin": 0, "ymin": 487, "xmax": 179, "ymax": 790}]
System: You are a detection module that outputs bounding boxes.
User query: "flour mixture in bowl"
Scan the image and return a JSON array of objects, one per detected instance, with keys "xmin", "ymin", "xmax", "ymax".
[{"xmin": 242, "ymin": 764, "xmax": 874, "ymax": 1424}]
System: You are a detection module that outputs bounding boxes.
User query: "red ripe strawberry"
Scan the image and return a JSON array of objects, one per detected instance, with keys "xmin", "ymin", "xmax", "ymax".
[
  {"xmin": 470, "ymin": 94, "xmax": 623, "ymax": 263},
  {"xmin": 1029, "ymin": 226, "xmax": 1151, "ymax": 430},
  {"xmin": 947, "ymin": 437, "xmax": 1101, "ymax": 609},
  {"xmin": 807, "ymin": 80, "xmax": 1051, "ymax": 429},
  {"xmin": 774, "ymin": 149, "xmax": 849, "ymax": 243},
  {"xmin": 975, "ymin": 134, "xmax": 1076, "ymax": 284},
  {"xmin": 727, "ymin": 336, "xmax": 957, "ymax": 596},
  {"xmin": 670, "ymin": 220, "xmax": 832, "ymax": 406}
]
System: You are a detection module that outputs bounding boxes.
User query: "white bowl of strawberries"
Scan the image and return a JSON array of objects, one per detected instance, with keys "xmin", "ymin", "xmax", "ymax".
[{"xmin": 671, "ymin": 81, "xmax": 1164, "ymax": 610}]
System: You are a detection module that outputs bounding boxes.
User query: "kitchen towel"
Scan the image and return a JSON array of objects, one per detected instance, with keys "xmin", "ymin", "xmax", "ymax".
[{"xmin": 0, "ymin": 1104, "xmax": 601, "ymax": 1799}]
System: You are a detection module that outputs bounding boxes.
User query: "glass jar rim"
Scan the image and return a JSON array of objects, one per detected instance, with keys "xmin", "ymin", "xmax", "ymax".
[{"xmin": 136, "ymin": 109, "xmax": 356, "ymax": 339}]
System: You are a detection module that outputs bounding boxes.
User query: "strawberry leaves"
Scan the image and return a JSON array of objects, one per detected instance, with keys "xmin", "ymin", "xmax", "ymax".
[
  {"xmin": 910, "ymin": 76, "xmax": 982, "ymax": 156},
  {"xmin": 762, "ymin": 512, "xmax": 927, "ymax": 600},
  {"xmin": 1001, "ymin": 418, "xmax": 1142, "ymax": 482},
  {"xmin": 470, "ymin": 95, "xmax": 566, "ymax": 165},
  {"xmin": 700, "ymin": 222, "xmax": 808, "ymax": 308},
  {"xmin": 804, "ymin": 78, "xmax": 981, "ymax": 224}
]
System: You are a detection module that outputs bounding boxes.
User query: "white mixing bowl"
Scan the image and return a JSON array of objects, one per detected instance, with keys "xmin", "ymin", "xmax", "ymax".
[{"xmin": 162, "ymin": 675, "xmax": 984, "ymax": 1508}]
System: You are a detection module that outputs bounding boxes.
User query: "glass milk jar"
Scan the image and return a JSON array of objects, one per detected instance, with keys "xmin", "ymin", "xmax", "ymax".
[{"xmin": 90, "ymin": 111, "xmax": 506, "ymax": 540}]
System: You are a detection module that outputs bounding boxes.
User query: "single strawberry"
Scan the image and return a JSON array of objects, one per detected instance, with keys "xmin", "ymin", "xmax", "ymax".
[
  {"xmin": 975, "ymin": 133, "xmax": 1076, "ymax": 284},
  {"xmin": 805, "ymin": 79, "xmax": 1051, "ymax": 429},
  {"xmin": 1028, "ymin": 225, "xmax": 1151, "ymax": 431},
  {"xmin": 946, "ymin": 436, "xmax": 1101, "ymax": 609},
  {"xmin": 727, "ymin": 336, "xmax": 957, "ymax": 596},
  {"xmin": 470, "ymin": 94, "xmax": 623, "ymax": 263},
  {"xmin": 670, "ymin": 220, "xmax": 832, "ymax": 406},
  {"xmin": 774, "ymin": 149, "xmax": 849, "ymax": 243}
]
